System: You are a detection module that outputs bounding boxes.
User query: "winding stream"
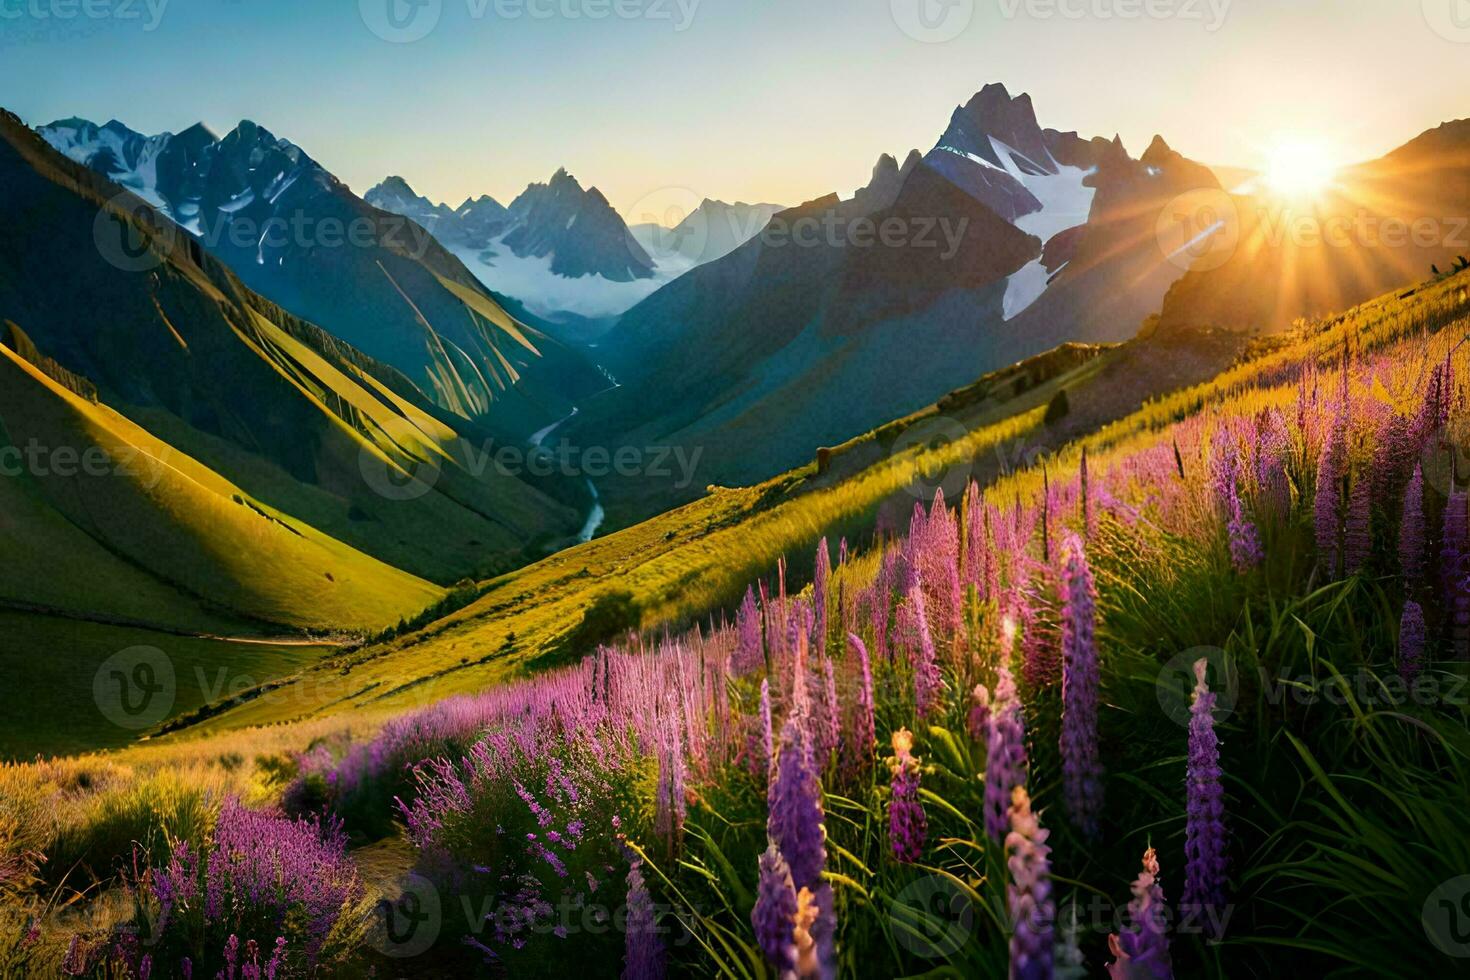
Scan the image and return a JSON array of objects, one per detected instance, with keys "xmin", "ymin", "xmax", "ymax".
[{"xmin": 529, "ymin": 407, "xmax": 605, "ymax": 543}]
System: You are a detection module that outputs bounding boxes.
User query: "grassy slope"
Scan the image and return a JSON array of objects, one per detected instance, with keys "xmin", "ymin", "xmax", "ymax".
[
  {"xmin": 0, "ymin": 342, "xmax": 443, "ymax": 633},
  {"xmin": 0, "ymin": 612, "xmax": 332, "ymax": 760},
  {"xmin": 164, "ymin": 325, "xmax": 1254, "ymax": 737},
  {"xmin": 0, "ymin": 112, "xmax": 583, "ymax": 601}
]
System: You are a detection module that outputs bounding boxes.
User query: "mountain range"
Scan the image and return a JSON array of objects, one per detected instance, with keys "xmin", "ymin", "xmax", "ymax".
[
  {"xmin": 563, "ymin": 83, "xmax": 1225, "ymax": 523},
  {"xmin": 38, "ymin": 116, "xmax": 605, "ymax": 440},
  {"xmin": 15, "ymin": 83, "xmax": 1470, "ymax": 582},
  {"xmin": 365, "ymin": 169, "xmax": 681, "ymax": 326},
  {"xmin": 2, "ymin": 111, "xmax": 589, "ymax": 633}
]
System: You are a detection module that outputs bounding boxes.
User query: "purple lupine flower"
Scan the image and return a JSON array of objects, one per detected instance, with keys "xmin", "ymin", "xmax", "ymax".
[
  {"xmin": 265, "ymin": 938, "xmax": 286, "ymax": 980},
  {"xmin": 1108, "ymin": 848, "xmax": 1174, "ymax": 980},
  {"xmin": 768, "ymin": 711, "xmax": 836, "ymax": 979},
  {"xmin": 1060, "ymin": 534, "xmax": 1104, "ymax": 840},
  {"xmin": 759, "ymin": 679, "xmax": 774, "ymax": 780},
  {"xmin": 623, "ymin": 859, "xmax": 664, "ymax": 980},
  {"xmin": 963, "ymin": 481, "xmax": 984, "ymax": 590},
  {"xmin": 1254, "ymin": 409, "xmax": 1292, "ymax": 523},
  {"xmin": 1342, "ymin": 476, "xmax": 1372, "ymax": 574},
  {"xmin": 848, "ymin": 633, "xmax": 875, "ymax": 764},
  {"xmin": 1400, "ymin": 464, "xmax": 1427, "ymax": 587},
  {"xmin": 907, "ymin": 574, "xmax": 944, "ymax": 718},
  {"xmin": 1016, "ymin": 587, "xmax": 1056, "ymax": 690},
  {"xmin": 734, "ymin": 586, "xmax": 763, "ymax": 676},
  {"xmin": 888, "ymin": 729, "xmax": 927, "ymax": 863},
  {"xmin": 873, "ymin": 549, "xmax": 897, "ymax": 662},
  {"xmin": 768, "ymin": 712, "xmax": 827, "ymax": 892},
  {"xmin": 654, "ymin": 708, "xmax": 687, "ymax": 851},
  {"xmin": 819, "ymin": 651, "xmax": 841, "ymax": 766},
  {"xmin": 1006, "ymin": 787, "xmax": 1054, "ymax": 980},
  {"xmin": 1400, "ymin": 600, "xmax": 1426, "ymax": 687},
  {"xmin": 985, "ymin": 666, "xmax": 1028, "ymax": 844},
  {"xmin": 1081, "ymin": 446, "xmax": 1095, "ymax": 539},
  {"xmin": 752, "ymin": 845, "xmax": 798, "ymax": 973},
  {"xmin": 1443, "ymin": 491, "xmax": 1470, "ymax": 658},
  {"xmin": 813, "ymin": 537, "xmax": 831, "ymax": 656},
  {"xmin": 1314, "ymin": 412, "xmax": 1347, "ymax": 578},
  {"xmin": 1226, "ymin": 474, "xmax": 1263, "ymax": 572},
  {"xmin": 1182, "ymin": 659, "xmax": 1228, "ymax": 939}
]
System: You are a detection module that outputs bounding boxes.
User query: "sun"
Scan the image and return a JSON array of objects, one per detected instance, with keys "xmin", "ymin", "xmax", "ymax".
[{"xmin": 1263, "ymin": 141, "xmax": 1340, "ymax": 199}]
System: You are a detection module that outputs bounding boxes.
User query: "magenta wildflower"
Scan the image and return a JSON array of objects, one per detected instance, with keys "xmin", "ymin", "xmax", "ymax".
[
  {"xmin": 1060, "ymin": 535, "xmax": 1104, "ymax": 840},
  {"xmin": 985, "ymin": 666, "xmax": 1028, "ymax": 844},
  {"xmin": 963, "ymin": 481, "xmax": 984, "ymax": 590},
  {"xmin": 813, "ymin": 537, "xmax": 831, "ymax": 656},
  {"xmin": 1443, "ymin": 491, "xmax": 1470, "ymax": 658},
  {"xmin": 622, "ymin": 859, "xmax": 664, "ymax": 980},
  {"xmin": 1006, "ymin": 787, "xmax": 1054, "ymax": 980},
  {"xmin": 767, "ymin": 713, "xmax": 826, "ymax": 892},
  {"xmin": 1107, "ymin": 848, "xmax": 1174, "ymax": 980},
  {"xmin": 1226, "ymin": 475, "xmax": 1263, "ymax": 572},
  {"xmin": 888, "ymin": 729, "xmax": 927, "ymax": 864},
  {"xmin": 1314, "ymin": 412, "xmax": 1347, "ymax": 577},
  {"xmin": 1400, "ymin": 464, "xmax": 1427, "ymax": 587},
  {"xmin": 817, "ymin": 651, "xmax": 841, "ymax": 767},
  {"xmin": 907, "ymin": 574, "xmax": 944, "ymax": 718},
  {"xmin": 734, "ymin": 586, "xmax": 763, "ymax": 675},
  {"xmin": 752, "ymin": 845, "xmax": 798, "ymax": 973},
  {"xmin": 654, "ymin": 709, "xmax": 687, "ymax": 852},
  {"xmin": 848, "ymin": 633, "xmax": 875, "ymax": 764},
  {"xmin": 1400, "ymin": 600, "xmax": 1426, "ymax": 687},
  {"xmin": 1081, "ymin": 446, "xmax": 1095, "ymax": 539},
  {"xmin": 767, "ymin": 712, "xmax": 836, "ymax": 978},
  {"xmin": 1181, "ymin": 660, "xmax": 1228, "ymax": 938},
  {"xmin": 759, "ymin": 679, "xmax": 774, "ymax": 779},
  {"xmin": 1343, "ymin": 476, "xmax": 1371, "ymax": 574}
]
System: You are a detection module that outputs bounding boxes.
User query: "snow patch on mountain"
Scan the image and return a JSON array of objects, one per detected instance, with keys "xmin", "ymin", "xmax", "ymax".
[
  {"xmin": 449, "ymin": 238, "xmax": 689, "ymax": 320},
  {"xmin": 986, "ymin": 138, "xmax": 1096, "ymax": 320}
]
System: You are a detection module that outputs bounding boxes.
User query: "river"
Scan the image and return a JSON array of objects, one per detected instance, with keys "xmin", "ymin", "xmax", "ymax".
[{"xmin": 529, "ymin": 407, "xmax": 605, "ymax": 543}]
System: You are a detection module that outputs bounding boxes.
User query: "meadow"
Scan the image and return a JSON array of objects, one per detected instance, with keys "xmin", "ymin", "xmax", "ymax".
[{"xmin": 3, "ymin": 270, "xmax": 1469, "ymax": 977}]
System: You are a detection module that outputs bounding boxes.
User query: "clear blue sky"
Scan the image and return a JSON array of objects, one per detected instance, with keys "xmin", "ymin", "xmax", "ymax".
[{"xmin": 3, "ymin": 0, "xmax": 1467, "ymax": 213}]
